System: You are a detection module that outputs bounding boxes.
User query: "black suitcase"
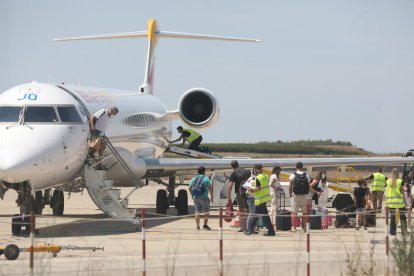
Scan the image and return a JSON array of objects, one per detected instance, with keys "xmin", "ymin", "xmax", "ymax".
[
  {"xmin": 365, "ymin": 209, "xmax": 377, "ymax": 227},
  {"xmin": 276, "ymin": 192, "xmax": 292, "ymax": 231},
  {"xmin": 335, "ymin": 206, "xmax": 356, "ymax": 228},
  {"xmin": 309, "ymin": 208, "xmax": 322, "ymax": 229}
]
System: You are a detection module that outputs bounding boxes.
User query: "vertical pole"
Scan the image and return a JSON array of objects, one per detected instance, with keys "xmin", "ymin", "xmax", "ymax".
[
  {"xmin": 141, "ymin": 209, "xmax": 146, "ymax": 276},
  {"xmin": 385, "ymin": 207, "xmax": 389, "ymax": 276},
  {"xmin": 219, "ymin": 208, "xmax": 223, "ymax": 276},
  {"xmin": 306, "ymin": 203, "xmax": 310, "ymax": 276},
  {"xmin": 30, "ymin": 189, "xmax": 35, "ymax": 271}
]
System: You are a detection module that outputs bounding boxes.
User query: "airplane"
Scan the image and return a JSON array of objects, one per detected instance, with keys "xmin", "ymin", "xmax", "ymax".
[{"xmin": 0, "ymin": 19, "xmax": 412, "ymax": 230}]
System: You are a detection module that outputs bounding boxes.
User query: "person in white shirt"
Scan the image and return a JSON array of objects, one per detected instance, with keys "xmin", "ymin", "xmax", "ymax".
[
  {"xmin": 269, "ymin": 166, "xmax": 282, "ymax": 231},
  {"xmin": 89, "ymin": 106, "xmax": 119, "ymax": 157}
]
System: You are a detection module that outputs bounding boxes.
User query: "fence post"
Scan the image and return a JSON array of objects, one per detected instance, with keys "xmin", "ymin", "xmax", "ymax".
[
  {"xmin": 141, "ymin": 208, "xmax": 146, "ymax": 276},
  {"xmin": 219, "ymin": 208, "xmax": 223, "ymax": 276},
  {"xmin": 30, "ymin": 211, "xmax": 35, "ymax": 270},
  {"xmin": 306, "ymin": 203, "xmax": 310, "ymax": 276},
  {"xmin": 385, "ymin": 207, "xmax": 389, "ymax": 276}
]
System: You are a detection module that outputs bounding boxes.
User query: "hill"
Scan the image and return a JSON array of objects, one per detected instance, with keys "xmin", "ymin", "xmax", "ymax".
[{"xmin": 202, "ymin": 140, "xmax": 374, "ymax": 157}]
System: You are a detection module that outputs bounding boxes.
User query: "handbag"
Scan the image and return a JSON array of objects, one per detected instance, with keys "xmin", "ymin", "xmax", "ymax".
[
  {"xmin": 88, "ymin": 137, "xmax": 102, "ymax": 150},
  {"xmin": 224, "ymin": 200, "xmax": 234, "ymax": 223}
]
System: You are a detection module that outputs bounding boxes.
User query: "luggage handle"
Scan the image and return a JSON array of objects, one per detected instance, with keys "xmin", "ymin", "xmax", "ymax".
[{"xmin": 278, "ymin": 191, "xmax": 286, "ymax": 210}]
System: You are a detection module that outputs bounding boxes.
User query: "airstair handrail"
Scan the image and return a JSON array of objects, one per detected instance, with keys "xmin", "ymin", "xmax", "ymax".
[{"xmin": 102, "ymin": 137, "xmax": 141, "ymax": 188}]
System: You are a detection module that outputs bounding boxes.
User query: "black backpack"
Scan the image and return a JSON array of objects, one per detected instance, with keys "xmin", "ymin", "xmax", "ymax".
[
  {"xmin": 192, "ymin": 175, "xmax": 206, "ymax": 198},
  {"xmin": 236, "ymin": 169, "xmax": 251, "ymax": 191},
  {"xmin": 293, "ymin": 172, "xmax": 309, "ymax": 195}
]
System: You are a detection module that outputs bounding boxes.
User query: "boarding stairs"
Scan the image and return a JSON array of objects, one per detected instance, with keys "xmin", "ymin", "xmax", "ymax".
[{"xmin": 83, "ymin": 138, "xmax": 142, "ymax": 220}]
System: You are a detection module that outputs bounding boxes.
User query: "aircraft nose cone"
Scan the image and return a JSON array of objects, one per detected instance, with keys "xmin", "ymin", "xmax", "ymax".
[{"xmin": 0, "ymin": 147, "xmax": 31, "ymax": 182}]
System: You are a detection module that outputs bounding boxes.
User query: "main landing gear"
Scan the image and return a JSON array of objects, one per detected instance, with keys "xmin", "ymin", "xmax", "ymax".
[
  {"xmin": 8, "ymin": 182, "xmax": 65, "ymax": 235},
  {"xmin": 155, "ymin": 176, "xmax": 189, "ymax": 216}
]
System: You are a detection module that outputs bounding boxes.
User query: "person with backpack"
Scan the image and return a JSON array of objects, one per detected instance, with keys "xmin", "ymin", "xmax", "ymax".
[
  {"xmin": 227, "ymin": 160, "xmax": 251, "ymax": 232},
  {"xmin": 188, "ymin": 166, "xmax": 213, "ymax": 230},
  {"xmin": 289, "ymin": 162, "xmax": 319, "ymax": 233}
]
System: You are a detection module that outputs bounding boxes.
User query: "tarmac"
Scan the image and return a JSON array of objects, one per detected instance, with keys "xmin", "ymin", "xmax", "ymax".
[{"xmin": 0, "ymin": 182, "xmax": 404, "ymax": 275}]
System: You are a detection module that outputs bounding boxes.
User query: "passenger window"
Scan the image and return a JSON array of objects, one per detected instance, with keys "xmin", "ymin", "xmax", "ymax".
[
  {"xmin": 25, "ymin": 106, "xmax": 58, "ymax": 123},
  {"xmin": 57, "ymin": 106, "xmax": 82, "ymax": 123},
  {"xmin": 0, "ymin": 106, "xmax": 21, "ymax": 122}
]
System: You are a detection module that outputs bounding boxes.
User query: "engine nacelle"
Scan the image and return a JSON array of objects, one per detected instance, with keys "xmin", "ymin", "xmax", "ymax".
[{"xmin": 178, "ymin": 88, "xmax": 220, "ymax": 128}]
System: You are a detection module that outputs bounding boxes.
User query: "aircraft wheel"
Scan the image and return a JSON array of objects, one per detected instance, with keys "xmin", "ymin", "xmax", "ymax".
[
  {"xmin": 51, "ymin": 190, "xmax": 64, "ymax": 216},
  {"xmin": 34, "ymin": 191, "xmax": 44, "ymax": 215},
  {"xmin": 176, "ymin": 189, "xmax": 189, "ymax": 215},
  {"xmin": 11, "ymin": 215, "xmax": 22, "ymax": 236},
  {"xmin": 4, "ymin": 244, "xmax": 20, "ymax": 260},
  {"xmin": 156, "ymin": 190, "xmax": 168, "ymax": 214}
]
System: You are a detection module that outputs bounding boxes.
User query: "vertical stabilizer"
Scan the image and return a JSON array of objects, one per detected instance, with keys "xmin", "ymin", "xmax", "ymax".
[{"xmin": 139, "ymin": 19, "xmax": 159, "ymax": 95}]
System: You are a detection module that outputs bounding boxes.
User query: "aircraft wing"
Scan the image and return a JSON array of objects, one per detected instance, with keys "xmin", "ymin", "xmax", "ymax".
[{"xmin": 139, "ymin": 156, "xmax": 413, "ymax": 178}]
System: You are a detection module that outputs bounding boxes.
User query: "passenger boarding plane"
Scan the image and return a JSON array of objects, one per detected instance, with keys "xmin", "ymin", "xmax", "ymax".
[{"xmin": 0, "ymin": 19, "xmax": 411, "ymax": 228}]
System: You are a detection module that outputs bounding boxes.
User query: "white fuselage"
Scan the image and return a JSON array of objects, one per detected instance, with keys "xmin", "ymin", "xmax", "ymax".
[{"xmin": 0, "ymin": 82, "xmax": 172, "ymax": 190}]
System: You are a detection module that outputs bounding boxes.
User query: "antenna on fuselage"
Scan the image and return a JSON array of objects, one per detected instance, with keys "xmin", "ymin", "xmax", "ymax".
[{"xmin": 54, "ymin": 19, "xmax": 262, "ymax": 95}]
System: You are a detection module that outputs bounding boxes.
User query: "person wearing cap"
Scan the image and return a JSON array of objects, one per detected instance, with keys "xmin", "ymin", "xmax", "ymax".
[
  {"xmin": 170, "ymin": 126, "xmax": 203, "ymax": 152},
  {"xmin": 89, "ymin": 106, "xmax": 119, "ymax": 157},
  {"xmin": 245, "ymin": 163, "xmax": 275, "ymax": 236}
]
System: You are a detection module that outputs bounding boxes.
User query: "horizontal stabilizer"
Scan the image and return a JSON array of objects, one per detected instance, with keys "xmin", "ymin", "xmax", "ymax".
[
  {"xmin": 54, "ymin": 31, "xmax": 148, "ymax": 41},
  {"xmin": 158, "ymin": 31, "xmax": 262, "ymax": 42},
  {"xmin": 54, "ymin": 31, "xmax": 262, "ymax": 43}
]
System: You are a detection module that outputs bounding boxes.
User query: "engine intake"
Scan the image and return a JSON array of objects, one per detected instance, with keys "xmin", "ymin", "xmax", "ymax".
[{"xmin": 178, "ymin": 88, "xmax": 219, "ymax": 128}]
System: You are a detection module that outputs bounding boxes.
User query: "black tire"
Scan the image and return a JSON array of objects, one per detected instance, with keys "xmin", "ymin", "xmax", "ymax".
[
  {"xmin": 52, "ymin": 190, "xmax": 64, "ymax": 216},
  {"xmin": 4, "ymin": 244, "xmax": 20, "ymax": 260},
  {"xmin": 156, "ymin": 190, "xmax": 168, "ymax": 214},
  {"xmin": 176, "ymin": 189, "xmax": 189, "ymax": 215},
  {"xmin": 34, "ymin": 191, "xmax": 44, "ymax": 215},
  {"xmin": 11, "ymin": 215, "xmax": 22, "ymax": 236}
]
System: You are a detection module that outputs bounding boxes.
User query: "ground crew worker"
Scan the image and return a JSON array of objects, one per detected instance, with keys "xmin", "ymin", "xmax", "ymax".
[
  {"xmin": 170, "ymin": 126, "xmax": 203, "ymax": 152},
  {"xmin": 89, "ymin": 106, "xmax": 119, "ymax": 158},
  {"xmin": 385, "ymin": 168, "xmax": 407, "ymax": 236},
  {"xmin": 365, "ymin": 168, "xmax": 388, "ymax": 212},
  {"xmin": 244, "ymin": 164, "xmax": 275, "ymax": 236}
]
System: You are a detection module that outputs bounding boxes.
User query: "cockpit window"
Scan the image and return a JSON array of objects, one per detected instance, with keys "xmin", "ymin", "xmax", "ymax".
[
  {"xmin": 57, "ymin": 106, "xmax": 82, "ymax": 123},
  {"xmin": 0, "ymin": 106, "xmax": 21, "ymax": 122},
  {"xmin": 25, "ymin": 106, "xmax": 58, "ymax": 123}
]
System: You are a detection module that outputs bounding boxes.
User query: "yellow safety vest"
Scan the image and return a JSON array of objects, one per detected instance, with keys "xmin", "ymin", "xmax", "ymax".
[
  {"xmin": 254, "ymin": 173, "xmax": 272, "ymax": 206},
  {"xmin": 372, "ymin": 172, "xmax": 386, "ymax": 192},
  {"xmin": 183, "ymin": 129, "xmax": 201, "ymax": 143},
  {"xmin": 385, "ymin": 179, "xmax": 404, "ymax": 209}
]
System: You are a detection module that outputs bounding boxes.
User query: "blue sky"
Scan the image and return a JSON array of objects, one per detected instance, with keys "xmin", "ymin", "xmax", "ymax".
[{"xmin": 1, "ymin": 0, "xmax": 413, "ymax": 153}]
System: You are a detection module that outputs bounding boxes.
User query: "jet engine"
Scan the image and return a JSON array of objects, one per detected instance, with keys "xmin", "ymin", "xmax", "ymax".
[{"xmin": 177, "ymin": 88, "xmax": 220, "ymax": 128}]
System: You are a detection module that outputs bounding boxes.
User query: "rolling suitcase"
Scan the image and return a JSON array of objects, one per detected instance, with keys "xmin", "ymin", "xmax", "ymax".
[
  {"xmin": 276, "ymin": 192, "xmax": 292, "ymax": 231},
  {"xmin": 319, "ymin": 207, "xmax": 333, "ymax": 229},
  {"xmin": 365, "ymin": 209, "xmax": 377, "ymax": 227},
  {"xmin": 335, "ymin": 206, "xmax": 356, "ymax": 228},
  {"xmin": 309, "ymin": 208, "xmax": 322, "ymax": 229}
]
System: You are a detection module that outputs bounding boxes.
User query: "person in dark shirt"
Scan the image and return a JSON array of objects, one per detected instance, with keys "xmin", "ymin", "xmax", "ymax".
[
  {"xmin": 227, "ymin": 160, "xmax": 250, "ymax": 232},
  {"xmin": 354, "ymin": 180, "xmax": 367, "ymax": 230}
]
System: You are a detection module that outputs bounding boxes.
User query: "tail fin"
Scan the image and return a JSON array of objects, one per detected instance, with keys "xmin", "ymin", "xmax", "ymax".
[{"xmin": 55, "ymin": 19, "xmax": 262, "ymax": 95}]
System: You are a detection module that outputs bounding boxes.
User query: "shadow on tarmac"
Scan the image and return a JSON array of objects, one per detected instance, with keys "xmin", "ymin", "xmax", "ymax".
[{"xmin": 36, "ymin": 208, "xmax": 186, "ymax": 238}]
